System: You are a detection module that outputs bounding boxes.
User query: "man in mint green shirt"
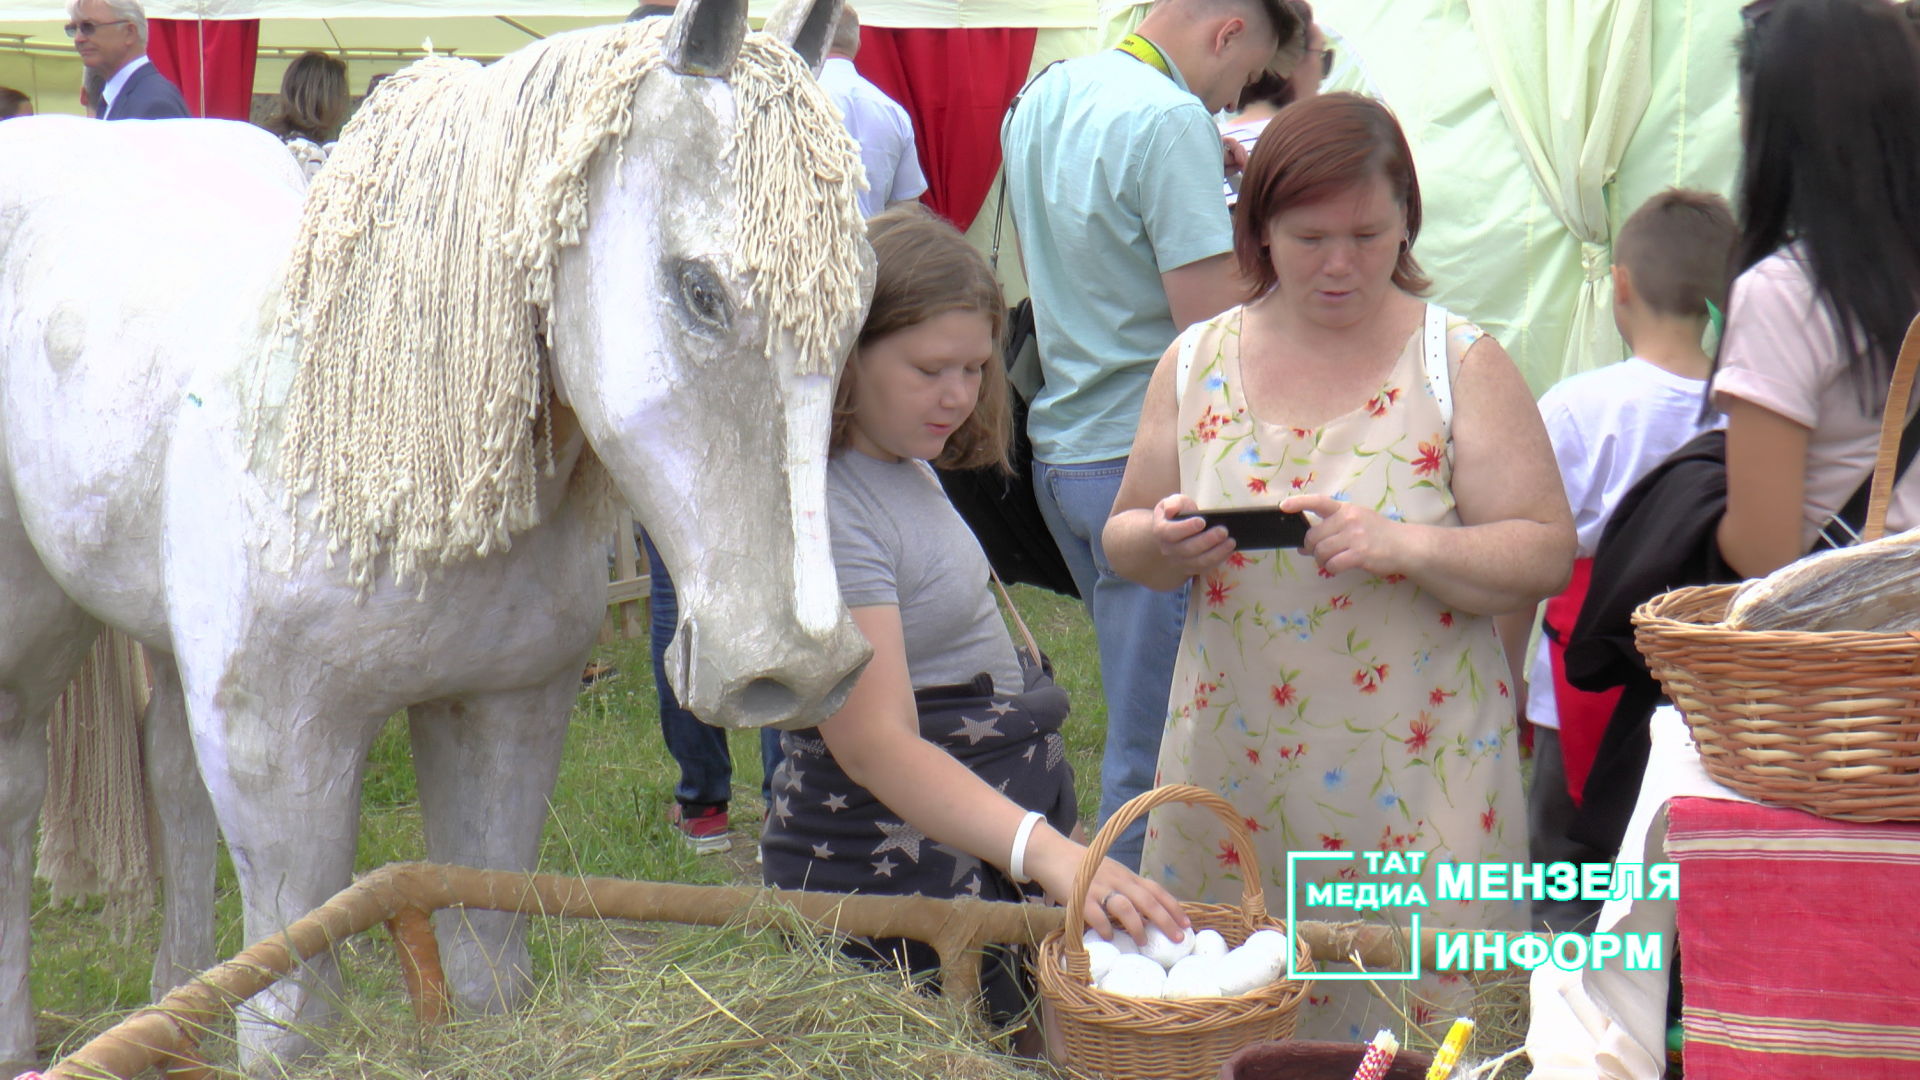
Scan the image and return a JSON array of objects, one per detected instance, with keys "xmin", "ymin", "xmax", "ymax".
[{"xmin": 1004, "ymin": 0, "xmax": 1297, "ymax": 869}]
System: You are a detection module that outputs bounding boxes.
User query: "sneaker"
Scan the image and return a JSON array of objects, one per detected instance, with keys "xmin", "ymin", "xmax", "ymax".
[{"xmin": 669, "ymin": 803, "xmax": 732, "ymax": 854}]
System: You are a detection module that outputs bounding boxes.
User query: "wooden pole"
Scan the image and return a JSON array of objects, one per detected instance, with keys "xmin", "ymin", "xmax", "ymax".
[
  {"xmin": 43, "ymin": 862, "xmax": 1450, "ymax": 1080},
  {"xmin": 611, "ymin": 509, "xmax": 644, "ymax": 640}
]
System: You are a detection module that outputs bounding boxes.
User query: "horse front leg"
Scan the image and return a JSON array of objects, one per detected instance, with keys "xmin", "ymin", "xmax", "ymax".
[
  {"xmin": 406, "ymin": 670, "xmax": 581, "ymax": 1014},
  {"xmin": 142, "ymin": 655, "xmax": 216, "ymax": 1000},
  {"xmin": 0, "ymin": 691, "xmax": 51, "ymax": 1078},
  {"xmin": 0, "ymin": 529, "xmax": 97, "ymax": 1075},
  {"xmin": 184, "ymin": 677, "xmax": 386, "ymax": 1071}
]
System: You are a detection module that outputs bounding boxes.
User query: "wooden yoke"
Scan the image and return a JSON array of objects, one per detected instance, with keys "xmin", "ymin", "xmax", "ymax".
[{"xmin": 44, "ymin": 862, "xmax": 1447, "ymax": 1080}]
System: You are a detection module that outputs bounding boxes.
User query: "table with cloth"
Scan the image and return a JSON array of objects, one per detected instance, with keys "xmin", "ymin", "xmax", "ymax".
[{"xmin": 1525, "ymin": 706, "xmax": 1920, "ymax": 1079}]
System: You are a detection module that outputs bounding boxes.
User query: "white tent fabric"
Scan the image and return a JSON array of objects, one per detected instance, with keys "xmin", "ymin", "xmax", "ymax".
[
  {"xmin": 1314, "ymin": 0, "xmax": 1739, "ymax": 391},
  {"xmin": 1, "ymin": 0, "xmax": 1133, "ymax": 108},
  {"xmin": 0, "ymin": 5, "xmax": 1117, "ymax": 115},
  {"xmin": 0, "ymin": 0, "xmax": 1108, "ymax": 27},
  {"xmin": 1468, "ymin": 0, "xmax": 1653, "ymax": 386}
]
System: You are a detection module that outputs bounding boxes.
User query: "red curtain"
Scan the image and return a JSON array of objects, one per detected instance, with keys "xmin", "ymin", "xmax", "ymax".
[
  {"xmin": 853, "ymin": 27, "xmax": 1036, "ymax": 232},
  {"xmin": 147, "ymin": 19, "xmax": 259, "ymax": 121}
]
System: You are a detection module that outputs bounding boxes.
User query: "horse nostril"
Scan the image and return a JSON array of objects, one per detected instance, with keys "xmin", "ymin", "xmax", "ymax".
[
  {"xmin": 823, "ymin": 666, "xmax": 863, "ymax": 715},
  {"xmin": 737, "ymin": 677, "xmax": 801, "ymax": 724}
]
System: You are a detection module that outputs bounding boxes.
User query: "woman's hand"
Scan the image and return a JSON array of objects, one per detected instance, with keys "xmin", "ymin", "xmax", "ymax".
[
  {"xmin": 1026, "ymin": 827, "xmax": 1191, "ymax": 945},
  {"xmin": 1147, "ymin": 494, "xmax": 1237, "ymax": 580},
  {"xmin": 1283, "ymin": 493, "xmax": 1419, "ymax": 578}
]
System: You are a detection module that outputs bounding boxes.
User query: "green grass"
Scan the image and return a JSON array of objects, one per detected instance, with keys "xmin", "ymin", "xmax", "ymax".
[{"xmin": 27, "ymin": 585, "xmax": 1103, "ymax": 1060}]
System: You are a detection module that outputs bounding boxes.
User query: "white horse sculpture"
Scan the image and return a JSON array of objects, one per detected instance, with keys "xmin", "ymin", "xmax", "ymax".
[{"xmin": 0, "ymin": 0, "xmax": 871, "ymax": 1068}]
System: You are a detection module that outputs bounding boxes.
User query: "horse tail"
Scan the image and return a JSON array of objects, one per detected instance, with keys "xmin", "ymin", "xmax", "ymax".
[{"xmin": 36, "ymin": 627, "xmax": 155, "ymax": 932}]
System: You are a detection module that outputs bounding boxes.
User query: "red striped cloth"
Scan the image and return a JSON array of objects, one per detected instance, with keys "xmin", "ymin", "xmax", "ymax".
[{"xmin": 1666, "ymin": 797, "xmax": 1920, "ymax": 1077}]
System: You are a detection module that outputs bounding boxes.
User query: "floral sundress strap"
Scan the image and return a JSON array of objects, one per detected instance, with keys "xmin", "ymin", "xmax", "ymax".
[
  {"xmin": 1422, "ymin": 303, "xmax": 1452, "ymax": 429},
  {"xmin": 1423, "ymin": 305, "xmax": 1491, "ymax": 439}
]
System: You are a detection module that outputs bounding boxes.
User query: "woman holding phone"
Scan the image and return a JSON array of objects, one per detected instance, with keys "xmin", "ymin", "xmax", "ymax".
[{"xmin": 1103, "ymin": 94, "xmax": 1572, "ymax": 1040}]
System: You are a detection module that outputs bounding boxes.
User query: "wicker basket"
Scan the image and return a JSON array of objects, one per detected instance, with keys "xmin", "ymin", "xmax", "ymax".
[
  {"xmin": 1631, "ymin": 312, "xmax": 1920, "ymax": 822},
  {"xmin": 1034, "ymin": 784, "xmax": 1311, "ymax": 1080},
  {"xmin": 1634, "ymin": 585, "xmax": 1920, "ymax": 820}
]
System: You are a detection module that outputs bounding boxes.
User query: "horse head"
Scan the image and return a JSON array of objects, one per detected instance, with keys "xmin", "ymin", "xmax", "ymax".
[{"xmin": 548, "ymin": 0, "xmax": 874, "ymax": 730}]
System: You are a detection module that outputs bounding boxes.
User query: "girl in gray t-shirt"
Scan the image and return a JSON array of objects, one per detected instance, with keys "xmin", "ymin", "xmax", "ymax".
[{"xmin": 759, "ymin": 208, "xmax": 1187, "ymax": 1016}]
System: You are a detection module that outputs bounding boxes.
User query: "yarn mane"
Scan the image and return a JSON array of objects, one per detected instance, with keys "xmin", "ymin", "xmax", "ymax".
[{"xmin": 272, "ymin": 21, "xmax": 865, "ymax": 591}]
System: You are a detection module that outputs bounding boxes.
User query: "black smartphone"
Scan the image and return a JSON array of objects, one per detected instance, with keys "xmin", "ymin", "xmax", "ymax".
[{"xmin": 1174, "ymin": 507, "xmax": 1312, "ymax": 550}]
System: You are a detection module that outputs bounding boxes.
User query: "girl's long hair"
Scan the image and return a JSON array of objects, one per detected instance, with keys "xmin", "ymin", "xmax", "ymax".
[
  {"xmin": 830, "ymin": 206, "xmax": 1012, "ymax": 472},
  {"xmin": 1736, "ymin": 0, "xmax": 1920, "ymax": 408}
]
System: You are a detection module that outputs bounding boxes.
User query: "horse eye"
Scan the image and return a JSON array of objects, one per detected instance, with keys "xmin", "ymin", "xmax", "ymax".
[{"xmin": 672, "ymin": 259, "xmax": 732, "ymax": 334}]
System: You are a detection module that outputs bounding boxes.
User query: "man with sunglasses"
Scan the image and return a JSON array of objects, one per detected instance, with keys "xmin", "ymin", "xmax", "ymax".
[{"xmin": 66, "ymin": 0, "xmax": 186, "ymax": 120}]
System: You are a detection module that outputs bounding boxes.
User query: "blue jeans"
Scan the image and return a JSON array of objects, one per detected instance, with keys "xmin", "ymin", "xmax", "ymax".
[
  {"xmin": 1032, "ymin": 457, "xmax": 1187, "ymax": 870},
  {"xmin": 643, "ymin": 531, "xmax": 782, "ymax": 809}
]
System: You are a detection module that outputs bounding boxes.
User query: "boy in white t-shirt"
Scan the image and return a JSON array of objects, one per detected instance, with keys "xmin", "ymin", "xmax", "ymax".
[{"xmin": 1496, "ymin": 189, "xmax": 1736, "ymax": 931}]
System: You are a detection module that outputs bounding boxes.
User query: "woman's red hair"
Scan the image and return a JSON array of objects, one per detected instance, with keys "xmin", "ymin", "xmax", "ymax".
[{"xmin": 1233, "ymin": 92, "xmax": 1430, "ymax": 300}]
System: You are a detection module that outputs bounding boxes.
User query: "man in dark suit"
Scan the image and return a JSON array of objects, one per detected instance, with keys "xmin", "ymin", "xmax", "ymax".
[{"xmin": 66, "ymin": 0, "xmax": 187, "ymax": 120}]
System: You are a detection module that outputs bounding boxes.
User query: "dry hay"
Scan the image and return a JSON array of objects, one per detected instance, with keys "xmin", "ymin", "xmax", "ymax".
[
  {"xmin": 35, "ymin": 914, "xmax": 1536, "ymax": 1078},
  {"xmin": 285, "ymin": 915, "xmax": 1056, "ymax": 1080},
  {"xmin": 271, "ymin": 18, "xmax": 865, "ymax": 592},
  {"xmin": 278, "ymin": 922, "xmax": 1533, "ymax": 1080}
]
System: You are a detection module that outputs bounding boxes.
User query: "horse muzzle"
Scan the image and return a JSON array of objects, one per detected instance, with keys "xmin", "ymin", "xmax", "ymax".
[{"xmin": 665, "ymin": 610, "xmax": 870, "ymax": 731}]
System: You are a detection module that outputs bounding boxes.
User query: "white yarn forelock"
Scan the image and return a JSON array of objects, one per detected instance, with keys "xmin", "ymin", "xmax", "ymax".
[{"xmin": 271, "ymin": 19, "xmax": 865, "ymax": 594}]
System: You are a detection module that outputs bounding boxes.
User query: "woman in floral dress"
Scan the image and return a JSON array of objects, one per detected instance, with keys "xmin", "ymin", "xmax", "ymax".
[{"xmin": 1104, "ymin": 94, "xmax": 1574, "ymax": 1040}]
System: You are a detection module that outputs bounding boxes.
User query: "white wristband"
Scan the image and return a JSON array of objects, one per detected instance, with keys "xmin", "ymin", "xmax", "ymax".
[{"xmin": 1008, "ymin": 810, "xmax": 1046, "ymax": 883}]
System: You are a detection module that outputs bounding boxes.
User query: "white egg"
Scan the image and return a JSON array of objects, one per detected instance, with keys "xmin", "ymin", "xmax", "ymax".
[
  {"xmin": 1212, "ymin": 950, "xmax": 1265, "ymax": 996},
  {"xmin": 1162, "ymin": 954, "xmax": 1225, "ymax": 999},
  {"xmin": 1190, "ymin": 928, "xmax": 1229, "ymax": 959},
  {"xmin": 1218, "ymin": 939, "xmax": 1289, "ymax": 995},
  {"xmin": 1138, "ymin": 924, "xmax": 1195, "ymax": 969},
  {"xmin": 1086, "ymin": 927, "xmax": 1141, "ymax": 956},
  {"xmin": 1083, "ymin": 940, "xmax": 1121, "ymax": 985},
  {"xmin": 1239, "ymin": 929, "xmax": 1291, "ymax": 962},
  {"xmin": 1096, "ymin": 953, "xmax": 1168, "ymax": 998}
]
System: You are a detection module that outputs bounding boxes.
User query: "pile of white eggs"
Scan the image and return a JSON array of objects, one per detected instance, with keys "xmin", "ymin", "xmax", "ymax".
[{"xmin": 1076, "ymin": 925, "xmax": 1292, "ymax": 999}]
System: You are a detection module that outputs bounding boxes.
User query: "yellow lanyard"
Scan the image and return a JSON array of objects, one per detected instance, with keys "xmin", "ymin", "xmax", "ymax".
[{"xmin": 1115, "ymin": 32, "xmax": 1173, "ymax": 79}]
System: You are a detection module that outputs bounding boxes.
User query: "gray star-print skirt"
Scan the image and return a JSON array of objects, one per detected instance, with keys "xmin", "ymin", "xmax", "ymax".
[{"xmin": 761, "ymin": 659, "xmax": 1076, "ymax": 905}]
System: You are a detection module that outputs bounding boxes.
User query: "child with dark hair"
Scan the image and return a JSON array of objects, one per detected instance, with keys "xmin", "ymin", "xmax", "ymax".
[{"xmin": 1495, "ymin": 188, "xmax": 1737, "ymax": 931}]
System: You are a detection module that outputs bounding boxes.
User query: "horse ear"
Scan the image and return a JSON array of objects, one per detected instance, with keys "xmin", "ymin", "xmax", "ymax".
[
  {"xmin": 662, "ymin": 0, "xmax": 749, "ymax": 77},
  {"xmin": 762, "ymin": 0, "xmax": 843, "ymax": 75}
]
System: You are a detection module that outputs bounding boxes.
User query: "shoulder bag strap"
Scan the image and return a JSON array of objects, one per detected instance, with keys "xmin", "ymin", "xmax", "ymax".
[
  {"xmin": 990, "ymin": 569, "xmax": 1044, "ymax": 665},
  {"xmin": 912, "ymin": 456, "xmax": 1045, "ymax": 660},
  {"xmin": 990, "ymin": 60, "xmax": 1063, "ymax": 274}
]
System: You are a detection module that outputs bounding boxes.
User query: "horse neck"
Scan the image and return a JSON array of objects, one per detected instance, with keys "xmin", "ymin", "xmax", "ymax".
[{"xmin": 539, "ymin": 396, "xmax": 591, "ymax": 517}]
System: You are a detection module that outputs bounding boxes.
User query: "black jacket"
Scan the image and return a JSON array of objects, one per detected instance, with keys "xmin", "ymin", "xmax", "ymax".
[{"xmin": 1562, "ymin": 429, "xmax": 1736, "ymax": 850}]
